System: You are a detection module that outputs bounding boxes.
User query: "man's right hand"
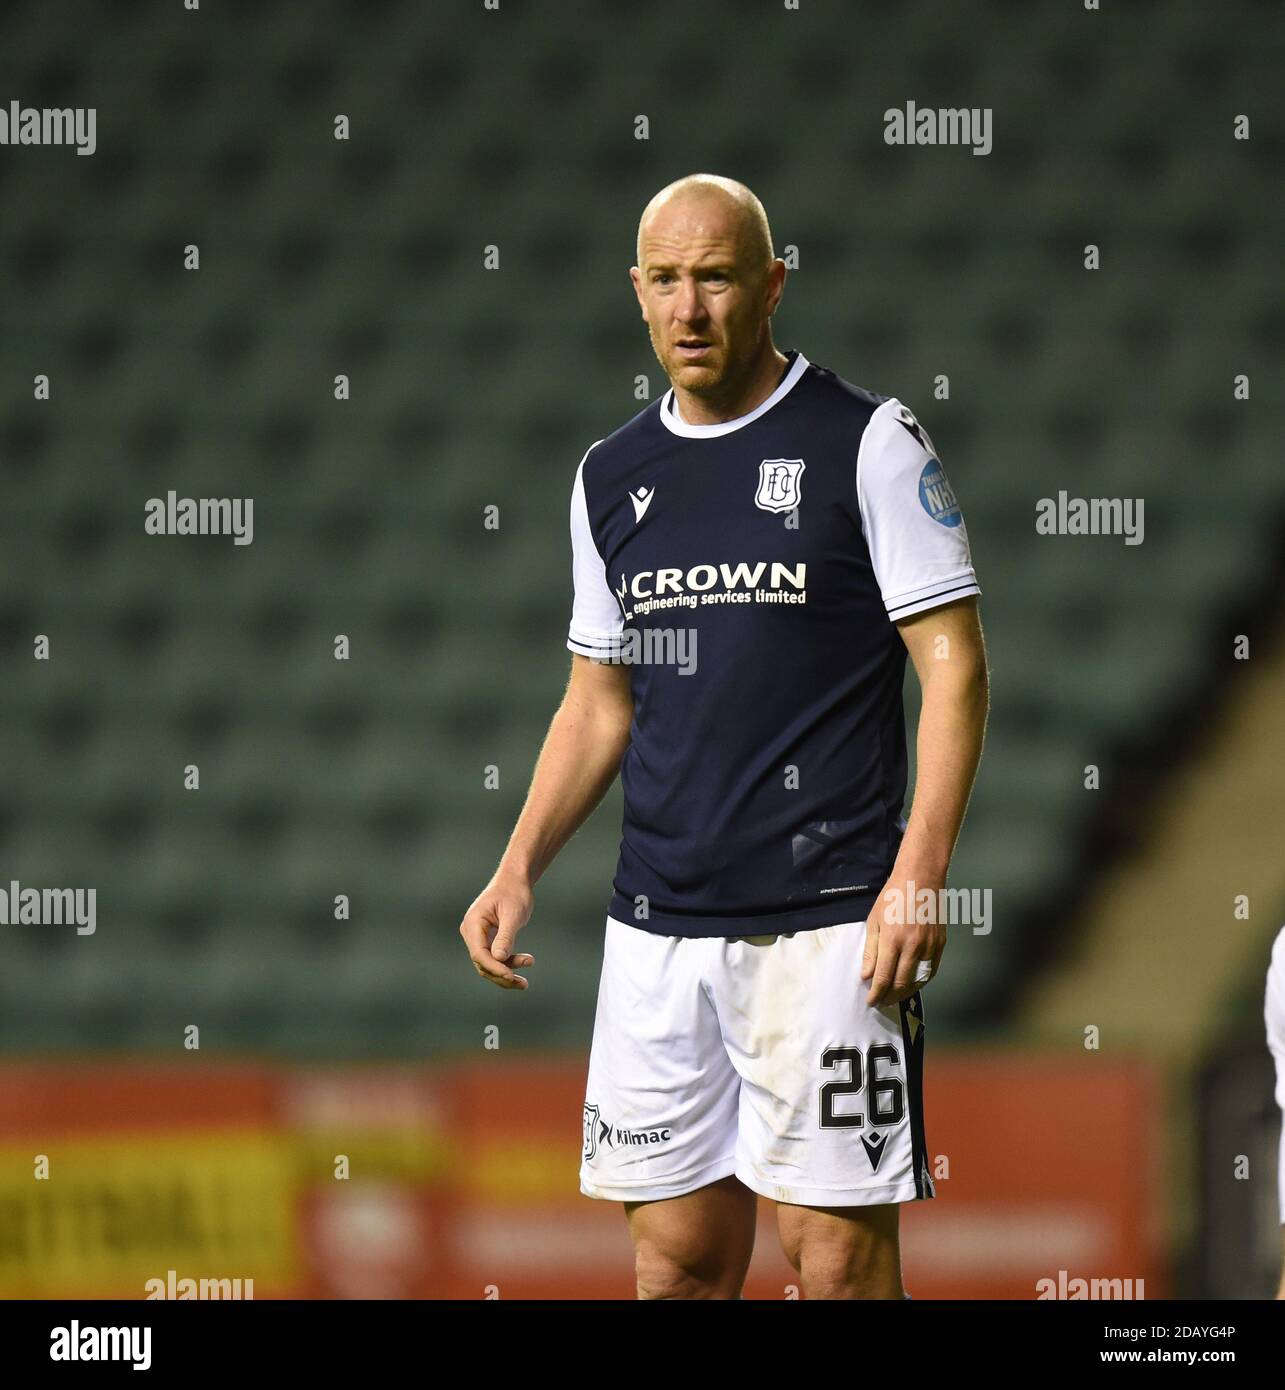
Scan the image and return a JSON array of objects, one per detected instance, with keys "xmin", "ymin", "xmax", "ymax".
[{"xmin": 459, "ymin": 874, "xmax": 536, "ymax": 990}]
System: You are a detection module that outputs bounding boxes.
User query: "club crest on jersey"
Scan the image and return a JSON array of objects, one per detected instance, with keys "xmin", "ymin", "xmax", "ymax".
[{"xmin": 755, "ymin": 458, "xmax": 805, "ymax": 514}]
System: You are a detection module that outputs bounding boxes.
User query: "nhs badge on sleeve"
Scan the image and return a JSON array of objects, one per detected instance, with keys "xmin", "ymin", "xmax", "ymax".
[
  {"xmin": 918, "ymin": 458, "xmax": 962, "ymax": 527},
  {"xmin": 755, "ymin": 458, "xmax": 805, "ymax": 514}
]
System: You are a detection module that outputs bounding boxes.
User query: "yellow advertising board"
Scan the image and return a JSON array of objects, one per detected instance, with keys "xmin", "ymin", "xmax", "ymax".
[{"xmin": 0, "ymin": 1130, "xmax": 297, "ymax": 1298}]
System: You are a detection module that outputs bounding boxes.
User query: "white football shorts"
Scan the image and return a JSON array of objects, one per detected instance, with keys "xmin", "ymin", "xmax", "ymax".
[{"xmin": 580, "ymin": 914, "xmax": 935, "ymax": 1207}]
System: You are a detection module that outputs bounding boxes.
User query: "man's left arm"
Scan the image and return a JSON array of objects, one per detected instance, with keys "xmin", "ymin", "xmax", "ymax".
[{"xmin": 862, "ymin": 595, "xmax": 989, "ymax": 1005}]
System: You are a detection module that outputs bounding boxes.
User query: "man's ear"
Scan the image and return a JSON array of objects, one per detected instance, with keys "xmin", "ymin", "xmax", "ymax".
[
  {"xmin": 766, "ymin": 257, "xmax": 787, "ymax": 315},
  {"xmin": 629, "ymin": 265, "xmax": 647, "ymax": 319}
]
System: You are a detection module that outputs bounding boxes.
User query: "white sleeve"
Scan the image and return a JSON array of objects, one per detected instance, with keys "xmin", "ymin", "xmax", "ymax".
[
  {"xmin": 856, "ymin": 398, "xmax": 981, "ymax": 621},
  {"xmin": 566, "ymin": 441, "xmax": 623, "ymax": 659},
  {"xmin": 1265, "ymin": 928, "xmax": 1285, "ymax": 1222}
]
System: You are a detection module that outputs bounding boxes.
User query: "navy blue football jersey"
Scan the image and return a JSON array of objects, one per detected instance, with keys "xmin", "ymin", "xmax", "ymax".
[{"xmin": 567, "ymin": 348, "xmax": 980, "ymax": 937}]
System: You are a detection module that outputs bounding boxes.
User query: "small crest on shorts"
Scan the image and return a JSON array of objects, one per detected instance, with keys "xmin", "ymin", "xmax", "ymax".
[
  {"xmin": 582, "ymin": 1103, "xmax": 601, "ymax": 1160},
  {"xmin": 755, "ymin": 458, "xmax": 805, "ymax": 514}
]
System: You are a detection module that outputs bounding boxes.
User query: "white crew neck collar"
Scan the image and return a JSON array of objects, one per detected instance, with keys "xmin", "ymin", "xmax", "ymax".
[{"xmin": 659, "ymin": 351, "xmax": 810, "ymax": 438}]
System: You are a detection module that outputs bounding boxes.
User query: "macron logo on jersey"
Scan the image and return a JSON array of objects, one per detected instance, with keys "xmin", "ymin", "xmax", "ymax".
[{"xmin": 629, "ymin": 486, "xmax": 654, "ymax": 523}]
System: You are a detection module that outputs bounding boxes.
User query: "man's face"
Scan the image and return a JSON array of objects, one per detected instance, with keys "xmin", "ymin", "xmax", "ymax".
[{"xmin": 631, "ymin": 197, "xmax": 777, "ymax": 395}]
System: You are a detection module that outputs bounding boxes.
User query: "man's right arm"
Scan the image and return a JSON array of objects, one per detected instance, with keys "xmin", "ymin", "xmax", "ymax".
[{"xmin": 458, "ymin": 653, "xmax": 632, "ymax": 990}]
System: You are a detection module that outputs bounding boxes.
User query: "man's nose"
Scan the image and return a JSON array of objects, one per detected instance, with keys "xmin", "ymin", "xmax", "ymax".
[{"xmin": 674, "ymin": 278, "xmax": 706, "ymax": 323}]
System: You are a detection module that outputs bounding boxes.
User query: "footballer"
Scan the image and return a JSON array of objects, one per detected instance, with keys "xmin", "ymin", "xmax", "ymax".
[{"xmin": 460, "ymin": 173, "xmax": 989, "ymax": 1300}]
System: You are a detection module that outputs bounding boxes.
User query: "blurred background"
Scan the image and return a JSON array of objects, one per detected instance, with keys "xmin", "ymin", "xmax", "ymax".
[{"xmin": 0, "ymin": 0, "xmax": 1281, "ymax": 1298}]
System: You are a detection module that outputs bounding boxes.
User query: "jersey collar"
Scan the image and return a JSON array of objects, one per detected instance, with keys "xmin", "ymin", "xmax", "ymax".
[{"xmin": 659, "ymin": 350, "xmax": 810, "ymax": 438}]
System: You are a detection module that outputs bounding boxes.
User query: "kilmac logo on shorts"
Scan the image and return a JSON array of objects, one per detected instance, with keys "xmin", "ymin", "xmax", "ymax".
[{"xmin": 583, "ymin": 1104, "xmax": 671, "ymax": 1159}]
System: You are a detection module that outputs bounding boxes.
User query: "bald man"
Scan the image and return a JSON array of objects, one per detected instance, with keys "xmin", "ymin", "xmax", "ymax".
[{"xmin": 460, "ymin": 173, "xmax": 989, "ymax": 1300}]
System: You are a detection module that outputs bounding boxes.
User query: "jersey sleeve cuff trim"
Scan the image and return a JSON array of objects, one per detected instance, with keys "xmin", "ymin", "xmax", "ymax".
[
  {"xmin": 885, "ymin": 577, "xmax": 980, "ymax": 621},
  {"xmin": 568, "ymin": 629, "xmax": 623, "ymax": 658}
]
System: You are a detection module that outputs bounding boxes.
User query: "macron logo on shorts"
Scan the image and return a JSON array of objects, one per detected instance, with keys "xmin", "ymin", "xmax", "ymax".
[{"xmin": 861, "ymin": 1129, "xmax": 889, "ymax": 1171}]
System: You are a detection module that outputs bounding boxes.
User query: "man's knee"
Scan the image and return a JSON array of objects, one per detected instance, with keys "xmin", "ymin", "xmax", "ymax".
[
  {"xmin": 634, "ymin": 1241, "xmax": 720, "ymax": 1300},
  {"xmin": 798, "ymin": 1248, "xmax": 899, "ymax": 1299}
]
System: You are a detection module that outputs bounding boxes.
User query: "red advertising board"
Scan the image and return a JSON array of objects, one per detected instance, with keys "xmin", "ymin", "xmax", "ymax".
[{"xmin": 0, "ymin": 1054, "xmax": 1162, "ymax": 1299}]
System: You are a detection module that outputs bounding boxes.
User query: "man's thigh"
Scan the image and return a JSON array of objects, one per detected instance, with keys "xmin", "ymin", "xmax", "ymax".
[
  {"xmin": 776, "ymin": 1199, "xmax": 904, "ymax": 1298},
  {"xmin": 626, "ymin": 1175, "xmax": 758, "ymax": 1299}
]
